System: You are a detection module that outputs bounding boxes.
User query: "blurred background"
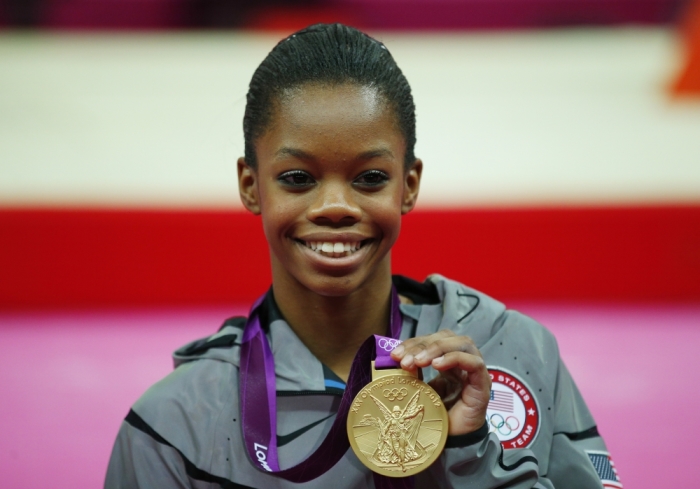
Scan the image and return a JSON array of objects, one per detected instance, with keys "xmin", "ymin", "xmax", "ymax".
[{"xmin": 1, "ymin": 0, "xmax": 699, "ymax": 487}]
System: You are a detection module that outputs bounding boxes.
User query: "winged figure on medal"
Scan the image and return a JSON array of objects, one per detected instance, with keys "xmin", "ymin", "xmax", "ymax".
[{"xmin": 357, "ymin": 390, "xmax": 426, "ymax": 472}]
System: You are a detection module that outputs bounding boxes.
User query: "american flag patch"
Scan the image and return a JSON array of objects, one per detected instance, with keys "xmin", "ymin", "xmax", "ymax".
[
  {"xmin": 488, "ymin": 389, "xmax": 514, "ymax": 413},
  {"xmin": 586, "ymin": 451, "xmax": 622, "ymax": 489}
]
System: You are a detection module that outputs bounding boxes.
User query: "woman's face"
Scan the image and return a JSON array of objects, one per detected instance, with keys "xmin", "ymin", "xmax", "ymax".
[{"xmin": 238, "ymin": 83, "xmax": 421, "ymax": 298}]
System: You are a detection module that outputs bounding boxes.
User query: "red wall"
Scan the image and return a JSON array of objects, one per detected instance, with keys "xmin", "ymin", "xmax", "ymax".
[{"xmin": 2, "ymin": 205, "xmax": 699, "ymax": 309}]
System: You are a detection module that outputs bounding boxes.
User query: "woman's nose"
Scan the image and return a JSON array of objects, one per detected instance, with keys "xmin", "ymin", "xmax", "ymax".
[{"xmin": 306, "ymin": 181, "xmax": 362, "ymax": 225}]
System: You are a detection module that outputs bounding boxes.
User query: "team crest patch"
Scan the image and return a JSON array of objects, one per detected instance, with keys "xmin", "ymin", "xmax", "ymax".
[
  {"xmin": 486, "ymin": 368, "xmax": 540, "ymax": 449},
  {"xmin": 586, "ymin": 450, "xmax": 623, "ymax": 488}
]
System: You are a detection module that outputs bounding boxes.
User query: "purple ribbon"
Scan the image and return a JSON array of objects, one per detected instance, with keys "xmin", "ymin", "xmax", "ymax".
[{"xmin": 239, "ymin": 287, "xmax": 414, "ymax": 488}]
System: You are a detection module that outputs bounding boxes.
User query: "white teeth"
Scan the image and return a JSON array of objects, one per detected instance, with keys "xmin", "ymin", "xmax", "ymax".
[{"xmin": 303, "ymin": 240, "xmax": 364, "ymax": 257}]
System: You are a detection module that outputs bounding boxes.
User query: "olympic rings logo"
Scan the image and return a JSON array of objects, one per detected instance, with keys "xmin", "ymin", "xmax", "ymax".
[
  {"xmin": 489, "ymin": 414, "xmax": 520, "ymax": 436},
  {"xmin": 378, "ymin": 338, "xmax": 401, "ymax": 352},
  {"xmin": 383, "ymin": 388, "xmax": 408, "ymax": 401}
]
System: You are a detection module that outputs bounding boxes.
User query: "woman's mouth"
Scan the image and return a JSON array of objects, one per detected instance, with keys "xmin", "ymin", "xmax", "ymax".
[{"xmin": 297, "ymin": 240, "xmax": 368, "ymax": 258}]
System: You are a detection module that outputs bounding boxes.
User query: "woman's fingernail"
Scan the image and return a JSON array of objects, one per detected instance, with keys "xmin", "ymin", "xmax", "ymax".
[
  {"xmin": 433, "ymin": 356, "xmax": 444, "ymax": 366},
  {"xmin": 415, "ymin": 351, "xmax": 427, "ymax": 362},
  {"xmin": 401, "ymin": 354, "xmax": 414, "ymax": 368},
  {"xmin": 393, "ymin": 345, "xmax": 404, "ymax": 356}
]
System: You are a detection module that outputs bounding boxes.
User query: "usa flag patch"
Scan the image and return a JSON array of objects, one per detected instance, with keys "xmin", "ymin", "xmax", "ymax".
[{"xmin": 586, "ymin": 450, "xmax": 622, "ymax": 488}]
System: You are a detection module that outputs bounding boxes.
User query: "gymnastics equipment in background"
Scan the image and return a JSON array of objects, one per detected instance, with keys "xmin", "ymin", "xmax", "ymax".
[{"xmin": 1, "ymin": 205, "xmax": 699, "ymax": 309}]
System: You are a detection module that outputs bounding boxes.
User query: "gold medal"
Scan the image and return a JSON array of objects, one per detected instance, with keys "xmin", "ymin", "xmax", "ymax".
[{"xmin": 346, "ymin": 361, "xmax": 449, "ymax": 477}]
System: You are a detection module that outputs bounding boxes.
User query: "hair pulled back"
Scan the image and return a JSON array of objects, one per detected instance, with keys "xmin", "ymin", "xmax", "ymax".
[{"xmin": 243, "ymin": 23, "xmax": 416, "ymax": 169}]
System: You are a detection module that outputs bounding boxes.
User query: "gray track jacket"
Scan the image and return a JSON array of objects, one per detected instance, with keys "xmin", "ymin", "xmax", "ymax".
[{"xmin": 105, "ymin": 275, "xmax": 620, "ymax": 488}]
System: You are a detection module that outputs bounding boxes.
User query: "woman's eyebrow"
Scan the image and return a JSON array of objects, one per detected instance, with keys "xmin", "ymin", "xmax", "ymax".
[
  {"xmin": 276, "ymin": 147, "xmax": 313, "ymax": 160},
  {"xmin": 357, "ymin": 148, "xmax": 394, "ymax": 160}
]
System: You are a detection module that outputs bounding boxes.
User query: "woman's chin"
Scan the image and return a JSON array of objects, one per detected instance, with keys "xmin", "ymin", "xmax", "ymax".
[{"xmin": 301, "ymin": 275, "xmax": 366, "ymax": 298}]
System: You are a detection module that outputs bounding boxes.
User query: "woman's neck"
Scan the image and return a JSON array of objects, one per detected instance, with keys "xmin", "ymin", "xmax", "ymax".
[{"xmin": 271, "ymin": 274, "xmax": 393, "ymax": 382}]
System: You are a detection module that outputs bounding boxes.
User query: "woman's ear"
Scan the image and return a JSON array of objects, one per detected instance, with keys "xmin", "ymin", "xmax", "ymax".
[
  {"xmin": 238, "ymin": 157, "xmax": 261, "ymax": 215},
  {"xmin": 401, "ymin": 159, "xmax": 422, "ymax": 214}
]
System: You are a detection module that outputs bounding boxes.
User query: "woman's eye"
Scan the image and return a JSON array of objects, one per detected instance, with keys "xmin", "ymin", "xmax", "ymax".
[
  {"xmin": 355, "ymin": 170, "xmax": 389, "ymax": 187},
  {"xmin": 278, "ymin": 171, "xmax": 315, "ymax": 187}
]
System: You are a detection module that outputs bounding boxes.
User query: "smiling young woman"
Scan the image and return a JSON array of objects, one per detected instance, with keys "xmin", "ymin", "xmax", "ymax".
[
  {"xmin": 106, "ymin": 24, "xmax": 621, "ymax": 489},
  {"xmin": 238, "ymin": 82, "xmax": 422, "ymax": 380}
]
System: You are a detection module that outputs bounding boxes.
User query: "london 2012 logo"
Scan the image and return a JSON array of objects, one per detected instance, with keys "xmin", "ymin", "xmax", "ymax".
[{"xmin": 486, "ymin": 368, "xmax": 540, "ymax": 449}]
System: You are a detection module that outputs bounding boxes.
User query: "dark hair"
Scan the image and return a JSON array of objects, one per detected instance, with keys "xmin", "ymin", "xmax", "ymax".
[{"xmin": 243, "ymin": 23, "xmax": 416, "ymax": 169}]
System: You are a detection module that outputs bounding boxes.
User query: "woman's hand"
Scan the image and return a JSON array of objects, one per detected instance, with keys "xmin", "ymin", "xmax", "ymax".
[{"xmin": 390, "ymin": 330, "xmax": 491, "ymax": 436}]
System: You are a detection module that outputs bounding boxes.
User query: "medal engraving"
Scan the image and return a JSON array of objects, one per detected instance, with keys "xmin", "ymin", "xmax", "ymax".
[{"xmin": 347, "ymin": 363, "xmax": 449, "ymax": 477}]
